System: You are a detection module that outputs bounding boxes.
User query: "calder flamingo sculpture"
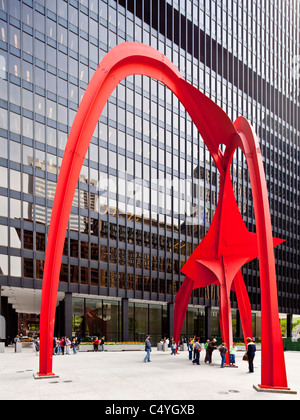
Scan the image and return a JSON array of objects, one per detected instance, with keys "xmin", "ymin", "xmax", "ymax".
[{"xmin": 37, "ymin": 42, "xmax": 289, "ymax": 391}]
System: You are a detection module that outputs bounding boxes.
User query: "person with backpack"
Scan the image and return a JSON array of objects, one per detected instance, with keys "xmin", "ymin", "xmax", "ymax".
[{"xmin": 192, "ymin": 337, "xmax": 201, "ymax": 365}]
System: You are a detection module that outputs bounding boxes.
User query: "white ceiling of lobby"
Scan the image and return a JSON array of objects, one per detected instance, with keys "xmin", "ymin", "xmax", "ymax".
[{"xmin": 0, "ymin": 287, "xmax": 65, "ymax": 314}]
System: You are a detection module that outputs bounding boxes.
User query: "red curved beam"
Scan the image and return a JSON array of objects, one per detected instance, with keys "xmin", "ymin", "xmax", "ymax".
[
  {"xmin": 37, "ymin": 42, "xmax": 288, "ymax": 391},
  {"xmin": 38, "ymin": 42, "xmax": 233, "ymax": 376},
  {"xmin": 233, "ymin": 117, "xmax": 288, "ymax": 389}
]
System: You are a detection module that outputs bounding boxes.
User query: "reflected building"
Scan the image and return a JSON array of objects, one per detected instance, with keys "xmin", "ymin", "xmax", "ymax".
[{"xmin": 0, "ymin": 0, "xmax": 299, "ymax": 344}]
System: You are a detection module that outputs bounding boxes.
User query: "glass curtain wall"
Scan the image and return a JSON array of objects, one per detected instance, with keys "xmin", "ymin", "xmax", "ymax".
[
  {"xmin": 0, "ymin": 0, "xmax": 299, "ymax": 340},
  {"xmin": 72, "ymin": 297, "xmax": 121, "ymax": 342}
]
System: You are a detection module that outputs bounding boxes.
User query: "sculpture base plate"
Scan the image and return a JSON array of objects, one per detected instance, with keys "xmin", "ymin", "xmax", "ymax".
[
  {"xmin": 33, "ymin": 372, "xmax": 59, "ymax": 380},
  {"xmin": 224, "ymin": 364, "xmax": 238, "ymax": 368},
  {"xmin": 253, "ymin": 384, "xmax": 297, "ymax": 395}
]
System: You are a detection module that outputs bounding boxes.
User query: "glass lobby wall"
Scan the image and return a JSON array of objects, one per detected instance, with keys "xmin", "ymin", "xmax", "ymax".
[
  {"xmin": 72, "ymin": 297, "xmax": 121, "ymax": 342},
  {"xmin": 128, "ymin": 301, "xmax": 167, "ymax": 343},
  {"xmin": 181, "ymin": 307, "xmax": 206, "ymax": 340}
]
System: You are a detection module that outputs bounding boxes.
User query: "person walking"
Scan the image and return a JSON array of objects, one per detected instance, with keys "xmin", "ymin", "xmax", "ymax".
[
  {"xmin": 144, "ymin": 335, "xmax": 152, "ymax": 363},
  {"xmin": 218, "ymin": 342, "xmax": 228, "ymax": 368},
  {"xmin": 229, "ymin": 342, "xmax": 237, "ymax": 366},
  {"xmin": 246, "ymin": 337, "xmax": 256, "ymax": 373},
  {"xmin": 192, "ymin": 338, "xmax": 201, "ymax": 365}
]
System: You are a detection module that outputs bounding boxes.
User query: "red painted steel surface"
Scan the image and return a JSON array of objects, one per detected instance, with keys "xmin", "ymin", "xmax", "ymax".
[{"xmin": 38, "ymin": 42, "xmax": 288, "ymax": 389}]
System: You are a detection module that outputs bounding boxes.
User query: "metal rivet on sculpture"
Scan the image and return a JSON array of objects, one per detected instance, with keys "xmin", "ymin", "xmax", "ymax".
[{"xmin": 37, "ymin": 42, "xmax": 289, "ymax": 391}]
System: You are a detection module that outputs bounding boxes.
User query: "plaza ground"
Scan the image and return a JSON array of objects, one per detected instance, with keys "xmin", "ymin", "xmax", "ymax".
[{"xmin": 0, "ymin": 345, "xmax": 299, "ymax": 401}]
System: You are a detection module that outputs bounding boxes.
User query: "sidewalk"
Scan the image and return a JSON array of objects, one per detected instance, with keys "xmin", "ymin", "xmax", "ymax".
[{"xmin": 0, "ymin": 346, "xmax": 299, "ymax": 400}]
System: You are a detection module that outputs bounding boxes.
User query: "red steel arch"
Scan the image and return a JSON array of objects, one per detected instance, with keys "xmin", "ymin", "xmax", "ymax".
[{"xmin": 37, "ymin": 42, "xmax": 289, "ymax": 391}]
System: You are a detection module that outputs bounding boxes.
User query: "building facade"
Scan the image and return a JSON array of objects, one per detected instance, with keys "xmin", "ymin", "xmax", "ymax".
[{"xmin": 0, "ymin": 0, "xmax": 299, "ymax": 344}]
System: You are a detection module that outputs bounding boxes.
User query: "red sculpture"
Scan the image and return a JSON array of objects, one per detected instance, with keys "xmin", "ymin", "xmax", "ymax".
[{"xmin": 37, "ymin": 42, "xmax": 289, "ymax": 391}]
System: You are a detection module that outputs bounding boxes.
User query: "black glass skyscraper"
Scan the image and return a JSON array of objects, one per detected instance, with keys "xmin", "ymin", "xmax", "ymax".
[{"xmin": 0, "ymin": 0, "xmax": 299, "ymax": 343}]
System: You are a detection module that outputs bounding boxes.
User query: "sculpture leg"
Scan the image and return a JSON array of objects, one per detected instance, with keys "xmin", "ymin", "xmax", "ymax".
[
  {"xmin": 219, "ymin": 264, "xmax": 233, "ymax": 365},
  {"xmin": 173, "ymin": 277, "xmax": 194, "ymax": 348},
  {"xmin": 233, "ymin": 270, "xmax": 253, "ymax": 348},
  {"xmin": 235, "ymin": 117, "xmax": 288, "ymax": 389}
]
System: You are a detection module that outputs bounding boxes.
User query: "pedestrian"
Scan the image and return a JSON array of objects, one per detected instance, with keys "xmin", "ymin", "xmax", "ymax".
[
  {"xmin": 188, "ymin": 338, "xmax": 193, "ymax": 360},
  {"xmin": 71, "ymin": 338, "xmax": 77, "ymax": 354},
  {"xmin": 192, "ymin": 337, "xmax": 201, "ymax": 365},
  {"xmin": 34, "ymin": 336, "xmax": 40, "ymax": 356},
  {"xmin": 229, "ymin": 342, "xmax": 237, "ymax": 366},
  {"xmin": 246, "ymin": 337, "xmax": 256, "ymax": 373},
  {"xmin": 218, "ymin": 342, "xmax": 228, "ymax": 368},
  {"xmin": 56, "ymin": 339, "xmax": 61, "ymax": 355},
  {"xmin": 171, "ymin": 340, "xmax": 177, "ymax": 355},
  {"xmin": 66, "ymin": 337, "xmax": 71, "ymax": 354},
  {"xmin": 100, "ymin": 336, "xmax": 105, "ymax": 352},
  {"xmin": 14, "ymin": 335, "xmax": 20, "ymax": 344},
  {"xmin": 60, "ymin": 337, "xmax": 66, "ymax": 355},
  {"xmin": 204, "ymin": 339, "xmax": 210, "ymax": 363},
  {"xmin": 94, "ymin": 337, "xmax": 99, "ymax": 352},
  {"xmin": 144, "ymin": 334, "xmax": 151, "ymax": 363},
  {"xmin": 192, "ymin": 337, "xmax": 197, "ymax": 359},
  {"xmin": 53, "ymin": 337, "xmax": 57, "ymax": 355},
  {"xmin": 206, "ymin": 338, "xmax": 217, "ymax": 364}
]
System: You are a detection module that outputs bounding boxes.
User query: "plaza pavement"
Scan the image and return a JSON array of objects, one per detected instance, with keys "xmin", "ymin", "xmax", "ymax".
[{"xmin": 0, "ymin": 345, "xmax": 299, "ymax": 401}]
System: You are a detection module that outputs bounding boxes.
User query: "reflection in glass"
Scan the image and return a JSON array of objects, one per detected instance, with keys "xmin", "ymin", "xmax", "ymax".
[
  {"xmin": 10, "ymin": 226, "xmax": 21, "ymax": 249},
  {"xmin": 0, "ymin": 254, "xmax": 8, "ymax": 275},
  {"xmin": 10, "ymin": 198, "xmax": 21, "ymax": 219},
  {"xmin": 36, "ymin": 259, "xmax": 44, "ymax": 280},
  {"xmin": 134, "ymin": 303, "xmax": 148, "ymax": 342},
  {"xmin": 10, "ymin": 141, "xmax": 21, "ymax": 163},
  {"xmin": 70, "ymin": 265, "xmax": 79, "ymax": 284},
  {"xmin": 23, "ymin": 230, "xmax": 33, "ymax": 250},
  {"xmin": 34, "ymin": 204, "xmax": 46, "ymax": 224},
  {"xmin": 81, "ymin": 266, "xmax": 89, "ymax": 285},
  {"xmin": 24, "ymin": 258, "xmax": 33, "ymax": 278},
  {"xmin": 10, "ymin": 256, "xmax": 21, "ymax": 277},
  {"xmin": 0, "ymin": 167, "xmax": 7, "ymax": 188},
  {"xmin": 23, "ymin": 202, "xmax": 33, "ymax": 221},
  {"xmin": 0, "ymin": 225, "xmax": 8, "ymax": 246},
  {"xmin": 91, "ymin": 268, "xmax": 99, "ymax": 286},
  {"xmin": 100, "ymin": 269, "xmax": 108, "ymax": 287}
]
